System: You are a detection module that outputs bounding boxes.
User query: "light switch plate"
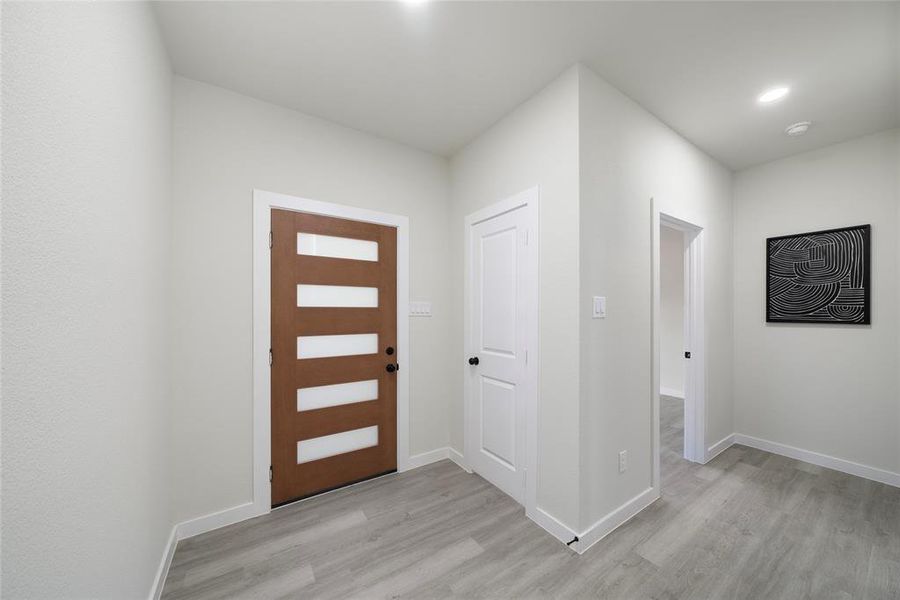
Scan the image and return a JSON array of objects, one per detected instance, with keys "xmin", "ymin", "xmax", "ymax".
[
  {"xmin": 592, "ymin": 296, "xmax": 607, "ymax": 319},
  {"xmin": 409, "ymin": 301, "xmax": 432, "ymax": 317}
]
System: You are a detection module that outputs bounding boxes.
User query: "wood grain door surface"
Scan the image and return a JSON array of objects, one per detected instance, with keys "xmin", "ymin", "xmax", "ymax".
[{"xmin": 271, "ymin": 209, "xmax": 397, "ymax": 506}]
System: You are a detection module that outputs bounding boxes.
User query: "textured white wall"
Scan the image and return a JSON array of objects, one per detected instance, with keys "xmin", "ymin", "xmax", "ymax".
[
  {"xmin": 171, "ymin": 78, "xmax": 453, "ymax": 523},
  {"xmin": 734, "ymin": 129, "xmax": 900, "ymax": 475},
  {"xmin": 1, "ymin": 3, "xmax": 173, "ymax": 598},
  {"xmin": 660, "ymin": 226, "xmax": 685, "ymax": 396},
  {"xmin": 3, "ymin": 9, "xmax": 892, "ymax": 595},
  {"xmin": 450, "ymin": 67, "xmax": 582, "ymax": 529},
  {"xmin": 578, "ymin": 65, "xmax": 733, "ymax": 529}
]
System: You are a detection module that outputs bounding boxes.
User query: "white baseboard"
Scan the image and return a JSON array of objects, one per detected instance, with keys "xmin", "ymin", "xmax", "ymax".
[
  {"xmin": 406, "ymin": 446, "xmax": 472, "ymax": 472},
  {"xmin": 447, "ymin": 447, "xmax": 471, "ymax": 472},
  {"xmin": 659, "ymin": 387, "xmax": 684, "ymax": 399},
  {"xmin": 406, "ymin": 447, "xmax": 451, "ymax": 470},
  {"xmin": 526, "ymin": 487, "xmax": 659, "ymax": 555},
  {"xmin": 734, "ymin": 433, "xmax": 900, "ymax": 488},
  {"xmin": 574, "ymin": 487, "xmax": 659, "ymax": 554},
  {"xmin": 176, "ymin": 501, "xmax": 264, "ymax": 541},
  {"xmin": 526, "ymin": 506, "xmax": 579, "ymax": 548},
  {"xmin": 148, "ymin": 525, "xmax": 177, "ymax": 600},
  {"xmin": 705, "ymin": 434, "xmax": 736, "ymax": 463}
]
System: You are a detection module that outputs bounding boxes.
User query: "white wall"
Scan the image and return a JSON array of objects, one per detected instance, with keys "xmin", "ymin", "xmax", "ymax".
[
  {"xmin": 578, "ymin": 65, "xmax": 734, "ymax": 529},
  {"xmin": 450, "ymin": 66, "xmax": 582, "ymax": 529},
  {"xmin": 1, "ymin": 3, "xmax": 173, "ymax": 598},
  {"xmin": 660, "ymin": 226, "xmax": 685, "ymax": 397},
  {"xmin": 171, "ymin": 77, "xmax": 453, "ymax": 523},
  {"xmin": 734, "ymin": 129, "xmax": 900, "ymax": 476}
]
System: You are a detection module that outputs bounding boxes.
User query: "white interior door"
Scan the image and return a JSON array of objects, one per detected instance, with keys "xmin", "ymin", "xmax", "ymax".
[{"xmin": 466, "ymin": 205, "xmax": 530, "ymax": 504}]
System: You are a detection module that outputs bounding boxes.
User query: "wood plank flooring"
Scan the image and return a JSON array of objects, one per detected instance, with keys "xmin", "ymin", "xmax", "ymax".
[{"xmin": 162, "ymin": 396, "xmax": 900, "ymax": 599}]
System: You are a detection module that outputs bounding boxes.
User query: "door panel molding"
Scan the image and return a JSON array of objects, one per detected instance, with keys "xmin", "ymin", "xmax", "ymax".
[
  {"xmin": 253, "ymin": 189, "xmax": 410, "ymax": 516},
  {"xmin": 463, "ymin": 187, "xmax": 539, "ymax": 513}
]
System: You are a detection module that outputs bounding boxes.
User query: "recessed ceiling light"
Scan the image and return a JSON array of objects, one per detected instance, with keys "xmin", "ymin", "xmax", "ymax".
[
  {"xmin": 758, "ymin": 87, "xmax": 790, "ymax": 104},
  {"xmin": 401, "ymin": 0, "xmax": 428, "ymax": 5},
  {"xmin": 785, "ymin": 121, "xmax": 812, "ymax": 136}
]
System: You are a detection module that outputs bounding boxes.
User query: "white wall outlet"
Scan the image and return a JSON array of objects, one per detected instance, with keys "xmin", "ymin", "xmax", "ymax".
[
  {"xmin": 409, "ymin": 301, "xmax": 432, "ymax": 317},
  {"xmin": 592, "ymin": 296, "xmax": 607, "ymax": 319},
  {"xmin": 618, "ymin": 450, "xmax": 627, "ymax": 473}
]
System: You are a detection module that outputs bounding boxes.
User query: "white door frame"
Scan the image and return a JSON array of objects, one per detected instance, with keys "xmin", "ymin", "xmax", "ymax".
[
  {"xmin": 463, "ymin": 187, "xmax": 539, "ymax": 510},
  {"xmin": 252, "ymin": 189, "xmax": 410, "ymax": 515},
  {"xmin": 651, "ymin": 202, "xmax": 706, "ymax": 492}
]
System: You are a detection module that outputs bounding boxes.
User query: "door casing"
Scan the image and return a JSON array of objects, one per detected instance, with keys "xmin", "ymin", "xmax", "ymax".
[
  {"xmin": 463, "ymin": 187, "xmax": 539, "ymax": 513},
  {"xmin": 253, "ymin": 189, "xmax": 410, "ymax": 516},
  {"xmin": 651, "ymin": 202, "xmax": 707, "ymax": 496}
]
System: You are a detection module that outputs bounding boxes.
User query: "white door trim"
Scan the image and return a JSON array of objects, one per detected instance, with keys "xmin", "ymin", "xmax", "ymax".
[
  {"xmin": 651, "ymin": 201, "xmax": 706, "ymax": 493},
  {"xmin": 252, "ymin": 189, "xmax": 410, "ymax": 515},
  {"xmin": 463, "ymin": 187, "xmax": 539, "ymax": 511}
]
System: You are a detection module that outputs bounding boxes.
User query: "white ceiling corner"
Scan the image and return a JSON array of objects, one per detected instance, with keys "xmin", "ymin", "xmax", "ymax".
[{"xmin": 153, "ymin": 1, "xmax": 899, "ymax": 170}]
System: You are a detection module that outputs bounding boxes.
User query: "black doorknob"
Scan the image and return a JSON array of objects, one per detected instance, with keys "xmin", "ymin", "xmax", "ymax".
[
  {"xmin": 468, "ymin": 357, "xmax": 479, "ymax": 366},
  {"xmin": 386, "ymin": 363, "xmax": 398, "ymax": 373}
]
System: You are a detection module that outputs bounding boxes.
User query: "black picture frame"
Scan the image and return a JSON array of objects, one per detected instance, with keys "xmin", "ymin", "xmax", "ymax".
[{"xmin": 766, "ymin": 224, "xmax": 871, "ymax": 325}]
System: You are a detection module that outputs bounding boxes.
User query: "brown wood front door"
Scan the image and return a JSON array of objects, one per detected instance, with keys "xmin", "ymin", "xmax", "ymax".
[{"xmin": 271, "ymin": 209, "xmax": 397, "ymax": 506}]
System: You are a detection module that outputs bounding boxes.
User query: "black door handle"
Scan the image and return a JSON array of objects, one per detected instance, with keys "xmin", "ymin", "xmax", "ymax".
[
  {"xmin": 386, "ymin": 363, "xmax": 398, "ymax": 373},
  {"xmin": 468, "ymin": 357, "xmax": 479, "ymax": 366}
]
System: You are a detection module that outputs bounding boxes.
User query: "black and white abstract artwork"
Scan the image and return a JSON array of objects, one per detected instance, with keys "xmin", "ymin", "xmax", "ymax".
[{"xmin": 766, "ymin": 224, "xmax": 871, "ymax": 324}]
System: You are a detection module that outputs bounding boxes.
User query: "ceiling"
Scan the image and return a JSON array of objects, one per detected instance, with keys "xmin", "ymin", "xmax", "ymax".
[{"xmin": 153, "ymin": 1, "xmax": 899, "ymax": 170}]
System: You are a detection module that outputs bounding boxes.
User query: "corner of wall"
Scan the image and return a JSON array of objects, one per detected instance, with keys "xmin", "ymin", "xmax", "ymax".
[
  {"xmin": 731, "ymin": 129, "xmax": 900, "ymax": 476},
  {"xmin": 448, "ymin": 63, "xmax": 583, "ymax": 531},
  {"xmin": 574, "ymin": 62, "xmax": 734, "ymax": 533}
]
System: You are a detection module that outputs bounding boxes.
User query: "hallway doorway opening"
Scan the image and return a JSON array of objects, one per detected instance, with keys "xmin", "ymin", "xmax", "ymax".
[
  {"xmin": 652, "ymin": 207, "xmax": 706, "ymax": 493},
  {"xmin": 659, "ymin": 224, "xmax": 687, "ymax": 474}
]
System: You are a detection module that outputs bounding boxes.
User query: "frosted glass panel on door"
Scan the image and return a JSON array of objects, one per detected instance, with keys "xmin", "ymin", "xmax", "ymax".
[
  {"xmin": 297, "ymin": 426, "xmax": 379, "ymax": 464},
  {"xmin": 297, "ymin": 379, "xmax": 378, "ymax": 412},
  {"xmin": 297, "ymin": 333, "xmax": 378, "ymax": 359},
  {"xmin": 297, "ymin": 233, "xmax": 378, "ymax": 262},
  {"xmin": 297, "ymin": 284, "xmax": 378, "ymax": 308}
]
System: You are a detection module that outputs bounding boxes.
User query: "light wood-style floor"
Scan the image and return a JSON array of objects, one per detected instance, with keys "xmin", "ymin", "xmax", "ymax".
[{"xmin": 162, "ymin": 396, "xmax": 900, "ymax": 599}]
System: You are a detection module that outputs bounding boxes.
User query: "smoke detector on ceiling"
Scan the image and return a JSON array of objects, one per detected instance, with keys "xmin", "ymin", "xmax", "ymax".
[{"xmin": 785, "ymin": 121, "xmax": 812, "ymax": 137}]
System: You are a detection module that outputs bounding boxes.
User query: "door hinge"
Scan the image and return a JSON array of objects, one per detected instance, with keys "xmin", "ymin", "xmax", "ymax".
[
  {"xmin": 525, "ymin": 229, "xmax": 529, "ymax": 246},
  {"xmin": 269, "ymin": 465, "xmax": 273, "ymax": 482},
  {"xmin": 269, "ymin": 348, "xmax": 273, "ymax": 366},
  {"xmin": 268, "ymin": 231, "xmax": 273, "ymax": 249}
]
